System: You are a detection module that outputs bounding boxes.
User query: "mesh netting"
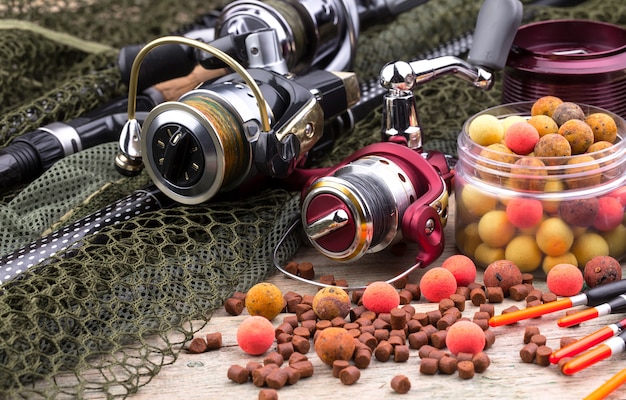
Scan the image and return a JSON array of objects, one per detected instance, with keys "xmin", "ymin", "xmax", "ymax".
[{"xmin": 0, "ymin": 0, "xmax": 624, "ymax": 398}]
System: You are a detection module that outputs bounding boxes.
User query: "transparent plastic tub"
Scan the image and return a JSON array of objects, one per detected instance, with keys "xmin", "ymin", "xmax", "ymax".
[{"xmin": 454, "ymin": 101, "xmax": 626, "ymax": 275}]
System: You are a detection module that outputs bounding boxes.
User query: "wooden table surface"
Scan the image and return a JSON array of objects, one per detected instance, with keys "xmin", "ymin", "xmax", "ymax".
[{"xmin": 127, "ymin": 195, "xmax": 626, "ymax": 400}]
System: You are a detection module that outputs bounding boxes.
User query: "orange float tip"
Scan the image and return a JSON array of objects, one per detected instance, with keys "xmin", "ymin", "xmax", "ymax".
[
  {"xmin": 561, "ymin": 344, "xmax": 612, "ymax": 376},
  {"xmin": 558, "ymin": 308, "xmax": 600, "ymax": 328}
]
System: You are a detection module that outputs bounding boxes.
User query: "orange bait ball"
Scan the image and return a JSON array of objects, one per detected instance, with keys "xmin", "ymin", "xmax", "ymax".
[
  {"xmin": 420, "ymin": 267, "xmax": 458, "ymax": 302},
  {"xmin": 441, "ymin": 254, "xmax": 477, "ymax": 287},
  {"xmin": 236, "ymin": 316, "xmax": 275, "ymax": 355},
  {"xmin": 314, "ymin": 327, "xmax": 356, "ymax": 365},
  {"xmin": 245, "ymin": 282, "xmax": 285, "ymax": 321},
  {"xmin": 312, "ymin": 286, "xmax": 351, "ymax": 320},
  {"xmin": 361, "ymin": 281, "xmax": 400, "ymax": 314},
  {"xmin": 547, "ymin": 263, "xmax": 584, "ymax": 296},
  {"xmin": 445, "ymin": 320, "xmax": 486, "ymax": 355}
]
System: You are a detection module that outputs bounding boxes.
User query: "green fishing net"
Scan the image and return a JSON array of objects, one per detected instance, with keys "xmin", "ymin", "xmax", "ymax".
[{"xmin": 0, "ymin": 0, "xmax": 624, "ymax": 398}]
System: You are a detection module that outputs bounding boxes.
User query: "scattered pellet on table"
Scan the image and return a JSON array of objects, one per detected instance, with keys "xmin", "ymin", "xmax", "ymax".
[
  {"xmin": 285, "ymin": 366, "xmax": 301, "ymax": 385},
  {"xmin": 470, "ymin": 288, "xmax": 487, "ymax": 306},
  {"xmin": 206, "ymin": 332, "xmax": 222, "ymax": 350},
  {"xmin": 438, "ymin": 356, "xmax": 458, "ymax": 375},
  {"xmin": 501, "ymin": 305, "xmax": 520, "ymax": 314},
  {"xmin": 277, "ymin": 341, "xmax": 294, "ymax": 360},
  {"xmin": 265, "ymin": 368, "xmax": 289, "ymax": 389},
  {"xmin": 560, "ymin": 336, "xmax": 577, "ymax": 348},
  {"xmin": 227, "ymin": 364, "xmax": 249, "ymax": 384},
  {"xmin": 457, "ymin": 360, "xmax": 475, "ymax": 379},
  {"xmin": 225, "ymin": 297, "xmax": 245, "ymax": 316},
  {"xmin": 484, "ymin": 329, "xmax": 496, "ymax": 349},
  {"xmin": 258, "ymin": 388, "xmax": 279, "ymax": 400},
  {"xmin": 420, "ymin": 357, "xmax": 439, "ymax": 375},
  {"xmin": 290, "ymin": 360, "xmax": 314, "ymax": 378},
  {"xmin": 339, "ymin": 365, "xmax": 361, "ymax": 385},
  {"xmin": 284, "ymin": 261, "xmax": 299, "ymax": 275},
  {"xmin": 479, "ymin": 303, "xmax": 495, "ymax": 317},
  {"xmin": 252, "ymin": 364, "xmax": 279, "ymax": 387},
  {"xmin": 526, "ymin": 289, "xmax": 543, "ymax": 303},
  {"xmin": 394, "ymin": 345, "xmax": 410, "ymax": 363},
  {"xmin": 264, "ymin": 351, "xmax": 284, "ymax": 367},
  {"xmin": 297, "ymin": 262, "xmax": 315, "ymax": 280},
  {"xmin": 456, "ymin": 352, "xmax": 473, "ymax": 363},
  {"xmin": 436, "ymin": 313, "xmax": 457, "ymax": 330},
  {"xmin": 542, "ymin": 292, "xmax": 557, "ymax": 303},
  {"xmin": 187, "ymin": 337, "xmax": 208, "ymax": 354},
  {"xmin": 332, "ymin": 360, "xmax": 350, "ymax": 378},
  {"xmin": 430, "ymin": 330, "xmax": 447, "ymax": 349},
  {"xmin": 535, "ymin": 345, "xmax": 553, "ymax": 366},
  {"xmin": 520, "ymin": 342, "xmax": 538, "ymax": 363},
  {"xmin": 449, "ymin": 293, "xmax": 467, "ymax": 311},
  {"xmin": 408, "ymin": 331, "xmax": 429, "ymax": 350},
  {"xmin": 509, "ymin": 284, "xmax": 529, "ymax": 301},
  {"xmin": 530, "ymin": 334, "xmax": 547, "ymax": 347},
  {"xmin": 391, "ymin": 374, "xmax": 411, "ymax": 394},
  {"xmin": 375, "ymin": 340, "xmax": 393, "ymax": 362},
  {"xmin": 247, "ymin": 361, "xmax": 263, "ymax": 375},
  {"xmin": 399, "ymin": 289, "xmax": 413, "ymax": 304},
  {"xmin": 486, "ymin": 286, "xmax": 504, "ymax": 303},
  {"xmin": 291, "ymin": 335, "xmax": 311, "ymax": 354},
  {"xmin": 472, "ymin": 352, "xmax": 490, "ymax": 373}
]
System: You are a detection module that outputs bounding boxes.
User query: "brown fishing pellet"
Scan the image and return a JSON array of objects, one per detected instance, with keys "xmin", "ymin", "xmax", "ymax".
[
  {"xmin": 535, "ymin": 345, "xmax": 553, "ymax": 366},
  {"xmin": 427, "ymin": 349, "xmax": 447, "ymax": 361},
  {"xmin": 375, "ymin": 340, "xmax": 393, "ymax": 362},
  {"xmin": 390, "ymin": 308, "xmax": 408, "ymax": 330},
  {"xmin": 358, "ymin": 332, "xmax": 378, "ymax": 351},
  {"xmin": 436, "ymin": 313, "xmax": 457, "ymax": 330},
  {"xmin": 560, "ymin": 336, "xmax": 577, "ymax": 348},
  {"xmin": 374, "ymin": 328, "xmax": 390, "ymax": 342},
  {"xmin": 501, "ymin": 305, "xmax": 520, "ymax": 314},
  {"xmin": 316, "ymin": 319, "xmax": 332, "ymax": 331},
  {"xmin": 486, "ymin": 286, "xmax": 504, "ymax": 303},
  {"xmin": 524, "ymin": 326, "xmax": 540, "ymax": 344},
  {"xmin": 361, "ymin": 310, "xmax": 377, "ymax": 322},
  {"xmin": 339, "ymin": 365, "xmax": 361, "ymax": 385},
  {"xmin": 509, "ymin": 284, "xmax": 529, "ymax": 301},
  {"xmin": 361, "ymin": 325, "xmax": 375, "ymax": 337},
  {"xmin": 479, "ymin": 303, "xmax": 495, "ymax": 317},
  {"xmin": 390, "ymin": 374, "xmax": 411, "ymax": 394},
  {"xmin": 332, "ymin": 360, "xmax": 350, "ymax": 378},
  {"xmin": 284, "ymin": 261, "xmax": 299, "ymax": 275},
  {"xmin": 520, "ymin": 342, "xmax": 538, "ymax": 363},
  {"xmin": 526, "ymin": 289, "xmax": 543, "ymax": 303},
  {"xmin": 406, "ymin": 319, "xmax": 422, "ymax": 333},
  {"xmin": 187, "ymin": 337, "xmax": 208, "ymax": 354},
  {"xmin": 290, "ymin": 360, "xmax": 314, "ymax": 378},
  {"xmin": 301, "ymin": 319, "xmax": 317, "ymax": 335},
  {"xmin": 521, "ymin": 273, "xmax": 534, "ymax": 284},
  {"xmin": 293, "ymin": 326, "xmax": 311, "ymax": 339},
  {"xmin": 264, "ymin": 351, "xmax": 284, "ymax": 367},
  {"xmin": 355, "ymin": 316, "xmax": 373, "ymax": 327},
  {"xmin": 473, "ymin": 318, "xmax": 490, "ymax": 331},
  {"xmin": 443, "ymin": 306, "xmax": 462, "ymax": 319},
  {"xmin": 283, "ymin": 315, "xmax": 299, "ymax": 328},
  {"xmin": 295, "ymin": 303, "xmax": 312, "ymax": 320},
  {"xmin": 430, "ymin": 330, "xmax": 447, "ymax": 349},
  {"xmin": 224, "ymin": 297, "xmax": 245, "ymax": 316},
  {"xmin": 408, "ymin": 331, "xmax": 429, "ymax": 350},
  {"xmin": 394, "ymin": 345, "xmax": 410, "ymax": 362},
  {"xmin": 300, "ymin": 309, "xmax": 318, "ymax": 322},
  {"xmin": 351, "ymin": 289, "xmax": 365, "ymax": 305},
  {"xmin": 472, "ymin": 352, "xmax": 490, "ymax": 373},
  {"xmin": 473, "ymin": 311, "xmax": 491, "ymax": 321},
  {"xmin": 399, "ymin": 289, "xmax": 413, "ymax": 305},
  {"xmin": 288, "ymin": 352, "xmax": 308, "ymax": 365},
  {"xmin": 227, "ymin": 364, "xmax": 249, "ymax": 384},
  {"xmin": 527, "ymin": 299, "xmax": 542, "ymax": 311},
  {"xmin": 402, "ymin": 304, "xmax": 416, "ymax": 317},
  {"xmin": 291, "ymin": 334, "xmax": 311, "ymax": 354},
  {"xmin": 231, "ymin": 291, "xmax": 247, "ymax": 301},
  {"xmin": 449, "ymin": 293, "xmax": 467, "ymax": 311},
  {"xmin": 438, "ymin": 298, "xmax": 456, "ymax": 313},
  {"xmin": 277, "ymin": 341, "xmax": 294, "ymax": 360},
  {"xmin": 252, "ymin": 364, "xmax": 279, "ymax": 387},
  {"xmin": 284, "ymin": 292, "xmax": 303, "ymax": 314},
  {"xmin": 246, "ymin": 361, "xmax": 263, "ymax": 375},
  {"xmin": 354, "ymin": 348, "xmax": 372, "ymax": 369},
  {"xmin": 331, "ymin": 316, "xmax": 347, "ymax": 328},
  {"xmin": 343, "ymin": 322, "xmax": 359, "ymax": 331},
  {"xmin": 388, "ymin": 334, "xmax": 405, "ymax": 347},
  {"xmin": 335, "ymin": 279, "xmax": 349, "ymax": 288},
  {"xmin": 542, "ymin": 292, "xmax": 557, "ymax": 303},
  {"xmin": 412, "ymin": 312, "xmax": 429, "ymax": 326},
  {"xmin": 427, "ymin": 309, "xmax": 443, "ymax": 325},
  {"xmin": 470, "ymin": 288, "xmax": 487, "ymax": 306},
  {"xmin": 301, "ymin": 294, "xmax": 314, "ymax": 306},
  {"xmin": 275, "ymin": 322, "xmax": 294, "ymax": 337},
  {"xmin": 456, "ymin": 352, "xmax": 473, "ymax": 362},
  {"xmin": 484, "ymin": 329, "xmax": 496, "ymax": 349},
  {"xmin": 457, "ymin": 360, "xmax": 475, "ymax": 379},
  {"xmin": 319, "ymin": 275, "xmax": 335, "ymax": 286},
  {"xmin": 438, "ymin": 355, "xmax": 458, "ymax": 375},
  {"xmin": 205, "ymin": 332, "xmax": 222, "ymax": 350},
  {"xmin": 419, "ymin": 325, "xmax": 437, "ymax": 342},
  {"xmin": 258, "ymin": 388, "xmax": 278, "ymax": 400},
  {"xmin": 404, "ymin": 283, "xmax": 421, "ymax": 300},
  {"xmin": 389, "ymin": 328, "xmax": 407, "ymax": 340},
  {"xmin": 285, "ymin": 366, "xmax": 301, "ymax": 385},
  {"xmin": 276, "ymin": 332, "xmax": 292, "ymax": 344},
  {"xmin": 456, "ymin": 286, "xmax": 471, "ymax": 300},
  {"xmin": 418, "ymin": 344, "xmax": 437, "ymax": 359},
  {"xmin": 420, "ymin": 357, "xmax": 439, "ymax": 375},
  {"xmin": 265, "ymin": 368, "xmax": 289, "ymax": 389},
  {"xmin": 297, "ymin": 261, "xmax": 315, "ymax": 280},
  {"xmin": 373, "ymin": 317, "xmax": 391, "ymax": 330},
  {"xmin": 530, "ymin": 334, "xmax": 547, "ymax": 347}
]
